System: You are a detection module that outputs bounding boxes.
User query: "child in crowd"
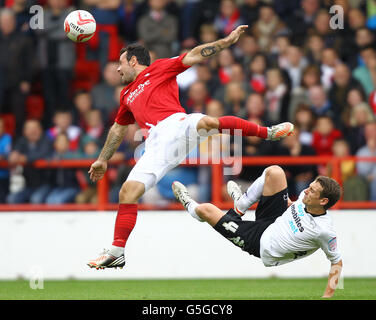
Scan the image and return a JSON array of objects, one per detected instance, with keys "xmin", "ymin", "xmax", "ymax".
[
  {"xmin": 45, "ymin": 133, "xmax": 80, "ymax": 204},
  {"xmin": 312, "ymin": 116, "xmax": 343, "ymax": 156},
  {"xmin": 47, "ymin": 110, "xmax": 81, "ymax": 152}
]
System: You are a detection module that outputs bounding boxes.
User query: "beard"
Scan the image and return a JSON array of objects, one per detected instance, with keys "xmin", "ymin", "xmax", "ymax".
[
  {"xmin": 121, "ymin": 76, "xmax": 132, "ymax": 85},
  {"xmin": 120, "ymin": 69, "xmax": 136, "ymax": 85}
]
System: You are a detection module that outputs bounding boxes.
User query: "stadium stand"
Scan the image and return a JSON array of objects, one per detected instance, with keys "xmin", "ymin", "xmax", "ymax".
[{"xmin": 0, "ymin": 0, "xmax": 375, "ymax": 208}]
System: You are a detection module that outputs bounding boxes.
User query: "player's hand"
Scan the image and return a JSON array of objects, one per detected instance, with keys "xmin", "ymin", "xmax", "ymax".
[
  {"xmin": 88, "ymin": 160, "xmax": 108, "ymax": 182},
  {"xmin": 228, "ymin": 25, "xmax": 248, "ymax": 45}
]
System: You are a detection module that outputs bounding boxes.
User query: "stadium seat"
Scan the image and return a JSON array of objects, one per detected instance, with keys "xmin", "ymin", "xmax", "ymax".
[
  {"xmin": 26, "ymin": 95, "xmax": 44, "ymax": 120},
  {"xmin": 72, "ymin": 60, "xmax": 100, "ymax": 91},
  {"xmin": 88, "ymin": 24, "xmax": 125, "ymax": 62},
  {"xmin": 75, "ymin": 24, "xmax": 124, "ymax": 63},
  {"xmin": 0, "ymin": 113, "xmax": 16, "ymax": 137}
]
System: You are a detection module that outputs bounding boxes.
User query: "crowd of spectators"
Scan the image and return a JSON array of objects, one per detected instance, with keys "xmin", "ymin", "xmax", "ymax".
[{"xmin": 0, "ymin": 0, "xmax": 376, "ymax": 205}]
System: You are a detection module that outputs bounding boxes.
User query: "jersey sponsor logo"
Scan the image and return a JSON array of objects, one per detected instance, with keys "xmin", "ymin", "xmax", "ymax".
[
  {"xmin": 222, "ymin": 221, "xmax": 238, "ymax": 233},
  {"xmin": 289, "ymin": 204, "xmax": 305, "ymax": 234},
  {"xmin": 127, "ymin": 80, "xmax": 151, "ymax": 104},
  {"xmin": 328, "ymin": 237, "xmax": 337, "ymax": 252},
  {"xmin": 297, "ymin": 203, "xmax": 305, "ymax": 217},
  {"xmin": 227, "ymin": 236, "xmax": 245, "ymax": 248}
]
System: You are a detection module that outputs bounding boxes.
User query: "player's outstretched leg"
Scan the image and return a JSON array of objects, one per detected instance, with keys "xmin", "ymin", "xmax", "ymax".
[
  {"xmin": 172, "ymin": 181, "xmax": 225, "ymax": 226},
  {"xmin": 87, "ymin": 180, "xmax": 145, "ymax": 270},
  {"xmin": 196, "ymin": 116, "xmax": 294, "ymax": 141},
  {"xmin": 227, "ymin": 180, "xmax": 245, "ymax": 216},
  {"xmin": 172, "ymin": 181, "xmax": 204, "ymax": 222},
  {"xmin": 227, "ymin": 165, "xmax": 287, "ymax": 216}
]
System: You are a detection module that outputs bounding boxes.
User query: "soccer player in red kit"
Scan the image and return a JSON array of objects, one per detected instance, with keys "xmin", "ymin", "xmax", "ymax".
[{"xmin": 87, "ymin": 25, "xmax": 294, "ymax": 269}]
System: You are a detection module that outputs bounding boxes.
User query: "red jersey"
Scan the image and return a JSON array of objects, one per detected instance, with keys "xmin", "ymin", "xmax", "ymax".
[
  {"xmin": 115, "ymin": 53, "xmax": 190, "ymax": 131},
  {"xmin": 312, "ymin": 129, "xmax": 343, "ymax": 155}
]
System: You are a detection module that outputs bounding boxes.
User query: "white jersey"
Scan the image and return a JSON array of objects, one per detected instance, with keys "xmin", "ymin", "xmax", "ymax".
[{"xmin": 259, "ymin": 191, "xmax": 341, "ymax": 267}]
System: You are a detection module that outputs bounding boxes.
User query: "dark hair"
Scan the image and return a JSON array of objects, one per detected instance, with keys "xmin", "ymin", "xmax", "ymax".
[
  {"xmin": 315, "ymin": 176, "xmax": 342, "ymax": 210},
  {"xmin": 259, "ymin": 3, "xmax": 276, "ymax": 12},
  {"xmin": 120, "ymin": 43, "xmax": 151, "ymax": 66},
  {"xmin": 55, "ymin": 132, "xmax": 70, "ymax": 141},
  {"xmin": 73, "ymin": 89, "xmax": 90, "ymax": 98},
  {"xmin": 301, "ymin": 64, "xmax": 321, "ymax": 88},
  {"xmin": 359, "ymin": 43, "xmax": 376, "ymax": 53},
  {"xmin": 356, "ymin": 26, "xmax": 373, "ymax": 34},
  {"xmin": 54, "ymin": 109, "xmax": 71, "ymax": 116}
]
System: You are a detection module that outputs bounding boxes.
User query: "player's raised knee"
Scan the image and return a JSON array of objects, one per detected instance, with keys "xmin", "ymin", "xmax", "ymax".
[
  {"xmin": 265, "ymin": 165, "xmax": 285, "ymax": 180},
  {"xmin": 197, "ymin": 116, "xmax": 219, "ymax": 133},
  {"xmin": 263, "ymin": 165, "xmax": 287, "ymax": 194}
]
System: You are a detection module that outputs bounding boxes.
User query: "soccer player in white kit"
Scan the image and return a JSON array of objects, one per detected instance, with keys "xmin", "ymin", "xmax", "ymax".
[{"xmin": 172, "ymin": 165, "xmax": 343, "ymax": 298}]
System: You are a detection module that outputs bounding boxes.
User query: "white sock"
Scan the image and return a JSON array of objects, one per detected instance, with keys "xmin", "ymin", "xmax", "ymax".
[
  {"xmin": 237, "ymin": 169, "xmax": 266, "ymax": 212},
  {"xmin": 187, "ymin": 201, "xmax": 204, "ymax": 222},
  {"xmin": 109, "ymin": 245, "xmax": 124, "ymax": 257}
]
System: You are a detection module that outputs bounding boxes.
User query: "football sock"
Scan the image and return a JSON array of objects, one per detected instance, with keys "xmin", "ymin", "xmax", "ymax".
[
  {"xmin": 111, "ymin": 203, "xmax": 138, "ymax": 254},
  {"xmin": 109, "ymin": 245, "xmax": 125, "ymax": 257},
  {"xmin": 187, "ymin": 201, "xmax": 204, "ymax": 222},
  {"xmin": 237, "ymin": 169, "xmax": 267, "ymax": 212},
  {"xmin": 218, "ymin": 116, "xmax": 268, "ymax": 138}
]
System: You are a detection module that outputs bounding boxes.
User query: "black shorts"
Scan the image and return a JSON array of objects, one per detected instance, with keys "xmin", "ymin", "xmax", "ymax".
[{"xmin": 214, "ymin": 188, "xmax": 289, "ymax": 257}]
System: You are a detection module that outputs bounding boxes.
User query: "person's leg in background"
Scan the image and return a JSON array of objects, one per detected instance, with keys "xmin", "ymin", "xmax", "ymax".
[
  {"xmin": 0, "ymin": 177, "xmax": 9, "ymax": 203},
  {"xmin": 6, "ymin": 187, "xmax": 32, "ymax": 204},
  {"xmin": 30, "ymin": 184, "xmax": 51, "ymax": 204},
  {"xmin": 45, "ymin": 187, "xmax": 80, "ymax": 204},
  {"xmin": 370, "ymin": 177, "xmax": 376, "ymax": 201}
]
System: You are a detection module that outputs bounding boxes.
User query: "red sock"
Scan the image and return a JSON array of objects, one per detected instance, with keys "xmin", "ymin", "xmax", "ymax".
[
  {"xmin": 112, "ymin": 204, "xmax": 138, "ymax": 248},
  {"xmin": 218, "ymin": 116, "xmax": 268, "ymax": 138}
]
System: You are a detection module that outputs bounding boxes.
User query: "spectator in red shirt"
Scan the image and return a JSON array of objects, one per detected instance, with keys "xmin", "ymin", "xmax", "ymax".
[
  {"xmin": 217, "ymin": 48, "xmax": 236, "ymax": 85},
  {"xmin": 311, "ymin": 116, "xmax": 343, "ymax": 156},
  {"xmin": 248, "ymin": 52, "xmax": 268, "ymax": 94},
  {"xmin": 214, "ymin": 0, "xmax": 244, "ymax": 37}
]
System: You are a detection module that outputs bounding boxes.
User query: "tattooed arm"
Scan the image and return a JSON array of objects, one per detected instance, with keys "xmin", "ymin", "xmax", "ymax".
[
  {"xmin": 182, "ymin": 25, "xmax": 248, "ymax": 66},
  {"xmin": 88, "ymin": 122, "xmax": 128, "ymax": 182}
]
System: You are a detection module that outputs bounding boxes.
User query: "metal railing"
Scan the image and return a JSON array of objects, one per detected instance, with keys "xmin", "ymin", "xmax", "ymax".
[{"xmin": 0, "ymin": 156, "xmax": 375, "ymax": 211}]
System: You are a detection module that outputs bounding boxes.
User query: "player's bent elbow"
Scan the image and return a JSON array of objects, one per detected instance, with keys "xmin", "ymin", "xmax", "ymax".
[{"xmin": 112, "ymin": 122, "xmax": 128, "ymax": 136}]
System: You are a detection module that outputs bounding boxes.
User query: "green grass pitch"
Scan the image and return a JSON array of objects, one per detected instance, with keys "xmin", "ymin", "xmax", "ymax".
[{"xmin": 0, "ymin": 278, "xmax": 375, "ymax": 300}]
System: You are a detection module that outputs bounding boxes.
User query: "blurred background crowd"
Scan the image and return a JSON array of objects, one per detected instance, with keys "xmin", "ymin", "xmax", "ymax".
[{"xmin": 0, "ymin": 0, "xmax": 376, "ymax": 206}]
